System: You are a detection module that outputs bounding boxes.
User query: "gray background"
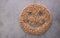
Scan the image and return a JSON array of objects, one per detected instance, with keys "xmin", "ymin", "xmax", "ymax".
[{"xmin": 0, "ymin": 0, "xmax": 60, "ymax": 38}]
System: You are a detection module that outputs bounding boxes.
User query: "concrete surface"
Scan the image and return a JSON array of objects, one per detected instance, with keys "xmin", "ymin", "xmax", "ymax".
[{"xmin": 0, "ymin": 0, "xmax": 60, "ymax": 38}]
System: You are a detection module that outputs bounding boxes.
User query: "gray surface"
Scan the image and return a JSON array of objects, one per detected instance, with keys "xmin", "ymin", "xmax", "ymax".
[{"xmin": 0, "ymin": 0, "xmax": 60, "ymax": 38}]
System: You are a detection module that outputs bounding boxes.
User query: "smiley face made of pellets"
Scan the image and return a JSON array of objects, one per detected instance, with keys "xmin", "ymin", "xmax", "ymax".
[{"xmin": 19, "ymin": 4, "xmax": 51, "ymax": 35}]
